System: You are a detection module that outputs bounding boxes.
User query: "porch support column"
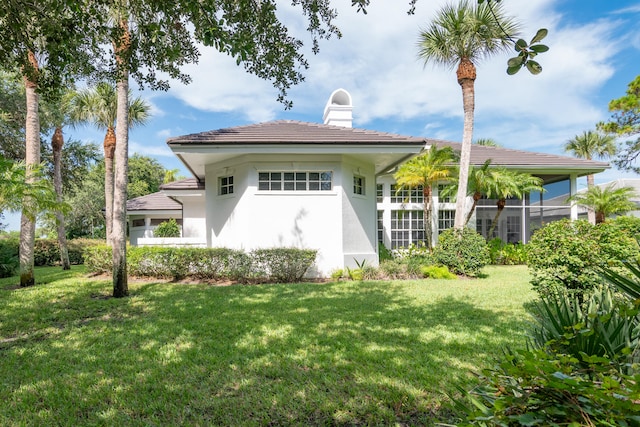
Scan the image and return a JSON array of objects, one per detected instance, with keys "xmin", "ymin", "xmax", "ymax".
[
  {"xmin": 569, "ymin": 174, "xmax": 578, "ymax": 221},
  {"xmin": 521, "ymin": 195, "xmax": 527, "ymax": 244}
]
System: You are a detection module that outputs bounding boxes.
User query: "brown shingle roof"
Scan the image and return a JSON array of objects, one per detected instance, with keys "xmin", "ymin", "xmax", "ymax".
[
  {"xmin": 436, "ymin": 140, "xmax": 609, "ymax": 169},
  {"xmin": 167, "ymin": 120, "xmax": 427, "ymax": 146},
  {"xmin": 160, "ymin": 178, "xmax": 205, "ymax": 191},
  {"xmin": 126, "ymin": 192, "xmax": 181, "ymax": 212}
]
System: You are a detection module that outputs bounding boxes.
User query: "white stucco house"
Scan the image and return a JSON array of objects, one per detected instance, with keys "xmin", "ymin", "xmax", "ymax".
[{"xmin": 127, "ymin": 89, "xmax": 609, "ymax": 277}]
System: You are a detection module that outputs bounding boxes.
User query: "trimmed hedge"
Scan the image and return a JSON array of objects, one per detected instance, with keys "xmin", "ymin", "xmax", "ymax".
[
  {"xmin": 84, "ymin": 246, "xmax": 317, "ymax": 283},
  {"xmin": 0, "ymin": 237, "xmax": 101, "ymax": 275}
]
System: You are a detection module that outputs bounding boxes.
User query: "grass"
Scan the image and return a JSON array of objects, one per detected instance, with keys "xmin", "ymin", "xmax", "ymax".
[{"xmin": 0, "ymin": 265, "xmax": 535, "ymax": 426}]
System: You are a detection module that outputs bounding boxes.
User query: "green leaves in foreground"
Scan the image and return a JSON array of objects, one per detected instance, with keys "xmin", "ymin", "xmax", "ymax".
[{"xmin": 507, "ymin": 28, "xmax": 549, "ymax": 75}]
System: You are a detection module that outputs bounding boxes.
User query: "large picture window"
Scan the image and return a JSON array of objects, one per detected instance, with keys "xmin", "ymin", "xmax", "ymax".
[
  {"xmin": 391, "ymin": 210, "xmax": 425, "ymax": 248},
  {"xmin": 390, "ymin": 185, "xmax": 423, "ymax": 203},
  {"xmin": 258, "ymin": 171, "xmax": 332, "ymax": 191}
]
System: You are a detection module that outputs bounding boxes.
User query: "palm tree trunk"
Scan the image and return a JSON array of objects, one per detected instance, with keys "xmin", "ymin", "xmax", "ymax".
[
  {"xmin": 112, "ymin": 18, "xmax": 130, "ymax": 298},
  {"xmin": 464, "ymin": 192, "xmax": 482, "ymax": 226},
  {"xmin": 19, "ymin": 51, "xmax": 39, "ymax": 287},
  {"xmin": 104, "ymin": 127, "xmax": 116, "ymax": 246},
  {"xmin": 423, "ymin": 185, "xmax": 433, "ymax": 249},
  {"xmin": 487, "ymin": 199, "xmax": 506, "ymax": 239},
  {"xmin": 52, "ymin": 127, "xmax": 70, "ymax": 270},
  {"xmin": 585, "ymin": 173, "xmax": 596, "ymax": 225},
  {"xmin": 453, "ymin": 59, "xmax": 476, "ymax": 229}
]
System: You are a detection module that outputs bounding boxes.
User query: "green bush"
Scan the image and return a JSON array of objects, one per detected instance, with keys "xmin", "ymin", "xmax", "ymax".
[
  {"xmin": 528, "ymin": 286, "xmax": 640, "ymax": 371},
  {"xmin": 83, "ymin": 245, "xmax": 112, "ymax": 275},
  {"xmin": 0, "ymin": 237, "xmax": 19, "ymax": 278},
  {"xmin": 453, "ymin": 347, "xmax": 640, "ymax": 426},
  {"xmin": 487, "ymin": 238, "xmax": 527, "ymax": 265},
  {"xmin": 85, "ymin": 246, "xmax": 311, "ymax": 282},
  {"xmin": 527, "ymin": 219, "xmax": 639, "ymax": 298},
  {"xmin": 251, "ymin": 248, "xmax": 317, "ymax": 283},
  {"xmin": 153, "ymin": 219, "xmax": 181, "ymax": 238},
  {"xmin": 378, "ymin": 243, "xmax": 393, "ymax": 262},
  {"xmin": 433, "ymin": 228, "xmax": 489, "ymax": 277},
  {"xmin": 420, "ymin": 265, "xmax": 456, "ymax": 279}
]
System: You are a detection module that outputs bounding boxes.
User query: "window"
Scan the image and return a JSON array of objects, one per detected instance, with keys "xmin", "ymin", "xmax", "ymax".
[
  {"xmin": 132, "ymin": 219, "xmax": 145, "ymax": 227},
  {"xmin": 353, "ymin": 175, "xmax": 365, "ymax": 195},
  {"xmin": 219, "ymin": 175, "xmax": 234, "ymax": 195},
  {"xmin": 258, "ymin": 171, "xmax": 332, "ymax": 191},
  {"xmin": 390, "ymin": 185, "xmax": 423, "ymax": 203},
  {"xmin": 438, "ymin": 210, "xmax": 455, "ymax": 234},
  {"xmin": 377, "ymin": 210, "xmax": 384, "ymax": 243},
  {"xmin": 391, "ymin": 210, "xmax": 425, "ymax": 248},
  {"xmin": 506, "ymin": 216, "xmax": 521, "ymax": 243},
  {"xmin": 438, "ymin": 184, "xmax": 453, "ymax": 203},
  {"xmin": 376, "ymin": 184, "xmax": 384, "ymax": 203}
]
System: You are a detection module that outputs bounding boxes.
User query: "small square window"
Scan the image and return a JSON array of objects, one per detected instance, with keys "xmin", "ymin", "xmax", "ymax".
[
  {"xmin": 219, "ymin": 175, "xmax": 234, "ymax": 195},
  {"xmin": 353, "ymin": 175, "xmax": 365, "ymax": 195}
]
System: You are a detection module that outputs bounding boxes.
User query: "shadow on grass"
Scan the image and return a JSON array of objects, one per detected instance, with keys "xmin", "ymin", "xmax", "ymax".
[{"xmin": 0, "ymin": 274, "xmax": 531, "ymax": 426}]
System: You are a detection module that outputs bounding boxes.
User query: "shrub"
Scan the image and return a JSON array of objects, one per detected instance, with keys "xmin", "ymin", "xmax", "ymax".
[
  {"xmin": 0, "ymin": 237, "xmax": 19, "ymax": 278},
  {"xmin": 250, "ymin": 248, "xmax": 317, "ymax": 283},
  {"xmin": 487, "ymin": 238, "xmax": 527, "ymax": 265},
  {"xmin": 378, "ymin": 258, "xmax": 406, "ymax": 280},
  {"xmin": 83, "ymin": 245, "xmax": 112, "ymax": 274},
  {"xmin": 433, "ymin": 228, "xmax": 489, "ymax": 277},
  {"xmin": 153, "ymin": 219, "xmax": 181, "ymax": 238},
  {"xmin": 420, "ymin": 265, "xmax": 456, "ymax": 279},
  {"xmin": 527, "ymin": 219, "xmax": 639, "ymax": 298},
  {"xmin": 453, "ymin": 347, "xmax": 640, "ymax": 426},
  {"xmin": 528, "ymin": 286, "xmax": 640, "ymax": 371},
  {"xmin": 378, "ymin": 243, "xmax": 393, "ymax": 262}
]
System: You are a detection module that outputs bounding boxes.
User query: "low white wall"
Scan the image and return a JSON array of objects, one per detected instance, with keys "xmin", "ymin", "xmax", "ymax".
[{"xmin": 137, "ymin": 237, "xmax": 207, "ymax": 247}]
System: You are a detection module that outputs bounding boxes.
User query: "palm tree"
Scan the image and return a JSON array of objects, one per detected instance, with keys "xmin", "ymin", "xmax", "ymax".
[
  {"xmin": 19, "ymin": 50, "xmax": 40, "ymax": 287},
  {"xmin": 71, "ymin": 82, "xmax": 150, "ymax": 246},
  {"xmin": 394, "ymin": 145, "xmax": 456, "ymax": 249},
  {"xmin": 463, "ymin": 159, "xmax": 494, "ymax": 225},
  {"xmin": 564, "ymin": 130, "xmax": 617, "ymax": 224},
  {"xmin": 475, "ymin": 138, "xmax": 501, "ymax": 147},
  {"xmin": 486, "ymin": 170, "xmax": 543, "ymax": 238},
  {"xmin": 568, "ymin": 184, "xmax": 637, "ymax": 224},
  {"xmin": 418, "ymin": 0, "xmax": 520, "ymax": 229}
]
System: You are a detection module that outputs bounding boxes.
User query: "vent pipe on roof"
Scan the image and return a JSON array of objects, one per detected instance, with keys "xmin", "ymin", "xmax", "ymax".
[{"xmin": 323, "ymin": 88, "xmax": 353, "ymax": 128}]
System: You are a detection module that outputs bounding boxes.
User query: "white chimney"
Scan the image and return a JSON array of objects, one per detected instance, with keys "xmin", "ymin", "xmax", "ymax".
[{"xmin": 323, "ymin": 88, "xmax": 353, "ymax": 128}]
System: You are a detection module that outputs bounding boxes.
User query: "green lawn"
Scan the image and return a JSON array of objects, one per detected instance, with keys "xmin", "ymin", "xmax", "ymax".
[{"xmin": 0, "ymin": 265, "xmax": 535, "ymax": 426}]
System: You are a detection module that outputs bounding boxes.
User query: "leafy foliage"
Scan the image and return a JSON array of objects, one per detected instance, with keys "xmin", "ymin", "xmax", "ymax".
[
  {"xmin": 0, "ymin": 237, "xmax": 19, "ymax": 278},
  {"xmin": 153, "ymin": 218, "xmax": 180, "ymax": 238},
  {"xmin": 433, "ymin": 228, "xmax": 489, "ymax": 277},
  {"xmin": 598, "ymin": 75, "xmax": 640, "ymax": 173},
  {"xmin": 527, "ymin": 219, "xmax": 639, "ymax": 298},
  {"xmin": 453, "ymin": 347, "xmax": 640, "ymax": 426},
  {"xmin": 85, "ymin": 246, "xmax": 317, "ymax": 283},
  {"xmin": 568, "ymin": 184, "xmax": 637, "ymax": 224},
  {"xmin": 487, "ymin": 238, "xmax": 527, "ymax": 265},
  {"xmin": 505, "ymin": 28, "xmax": 549, "ymax": 75},
  {"xmin": 528, "ymin": 286, "xmax": 640, "ymax": 371},
  {"xmin": 251, "ymin": 248, "xmax": 317, "ymax": 283},
  {"xmin": 421, "ymin": 265, "xmax": 456, "ymax": 279}
]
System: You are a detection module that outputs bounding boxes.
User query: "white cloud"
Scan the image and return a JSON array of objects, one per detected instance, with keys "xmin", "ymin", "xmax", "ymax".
[
  {"xmin": 154, "ymin": 0, "xmax": 631, "ymax": 161},
  {"xmin": 129, "ymin": 140, "xmax": 174, "ymax": 157}
]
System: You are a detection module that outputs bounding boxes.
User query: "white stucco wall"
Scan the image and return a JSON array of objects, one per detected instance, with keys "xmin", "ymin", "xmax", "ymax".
[
  {"xmin": 203, "ymin": 154, "xmax": 377, "ymax": 277},
  {"xmin": 179, "ymin": 196, "xmax": 206, "ymax": 238},
  {"xmin": 340, "ymin": 158, "xmax": 377, "ymax": 269}
]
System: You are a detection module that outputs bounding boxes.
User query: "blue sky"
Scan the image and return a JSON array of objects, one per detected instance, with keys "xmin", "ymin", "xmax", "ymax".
[{"xmin": 4, "ymin": 0, "xmax": 640, "ymax": 230}]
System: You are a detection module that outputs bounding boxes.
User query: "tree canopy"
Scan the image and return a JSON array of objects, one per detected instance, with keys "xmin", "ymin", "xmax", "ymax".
[{"xmin": 598, "ymin": 75, "xmax": 640, "ymax": 173}]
